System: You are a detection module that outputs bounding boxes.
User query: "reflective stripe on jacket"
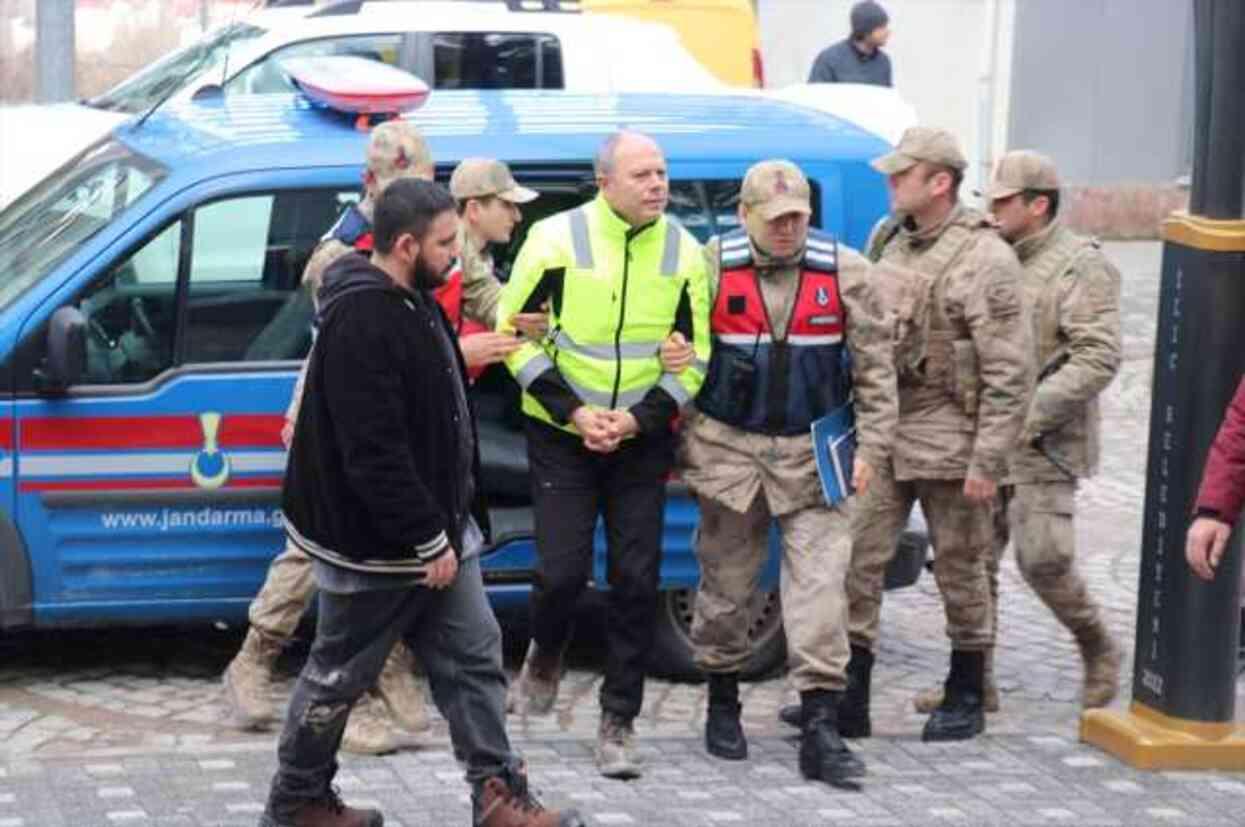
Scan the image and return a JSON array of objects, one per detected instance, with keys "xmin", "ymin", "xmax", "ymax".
[
  {"xmin": 498, "ymin": 193, "xmax": 711, "ymax": 435},
  {"xmin": 697, "ymin": 228, "xmax": 850, "ymax": 435}
]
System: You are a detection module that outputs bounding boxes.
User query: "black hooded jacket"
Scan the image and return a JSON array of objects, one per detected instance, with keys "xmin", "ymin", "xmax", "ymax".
[{"xmin": 282, "ymin": 251, "xmax": 486, "ymax": 574}]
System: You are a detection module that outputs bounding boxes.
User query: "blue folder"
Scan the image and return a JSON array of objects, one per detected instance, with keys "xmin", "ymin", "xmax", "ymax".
[{"xmin": 812, "ymin": 401, "xmax": 857, "ymax": 506}]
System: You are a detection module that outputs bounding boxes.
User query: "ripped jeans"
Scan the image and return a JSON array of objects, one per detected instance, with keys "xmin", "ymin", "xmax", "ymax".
[{"xmin": 266, "ymin": 556, "xmax": 513, "ymax": 816}]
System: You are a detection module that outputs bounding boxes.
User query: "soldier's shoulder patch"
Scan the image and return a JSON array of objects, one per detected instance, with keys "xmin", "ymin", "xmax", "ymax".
[{"xmin": 985, "ymin": 274, "xmax": 1022, "ymax": 319}]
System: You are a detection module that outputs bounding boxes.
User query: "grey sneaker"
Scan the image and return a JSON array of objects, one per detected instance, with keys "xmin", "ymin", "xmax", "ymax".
[{"xmin": 595, "ymin": 713, "xmax": 642, "ymax": 780}]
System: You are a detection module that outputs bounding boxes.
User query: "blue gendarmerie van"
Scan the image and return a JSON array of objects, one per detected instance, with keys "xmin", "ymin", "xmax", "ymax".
[{"xmin": 0, "ymin": 83, "xmax": 925, "ymax": 679}]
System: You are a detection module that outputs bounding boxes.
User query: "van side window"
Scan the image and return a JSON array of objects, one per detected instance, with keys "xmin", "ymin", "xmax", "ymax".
[
  {"xmin": 433, "ymin": 33, "xmax": 563, "ymax": 89},
  {"xmin": 183, "ymin": 189, "xmax": 351, "ymax": 364},
  {"xmin": 77, "ymin": 221, "xmax": 181, "ymax": 385}
]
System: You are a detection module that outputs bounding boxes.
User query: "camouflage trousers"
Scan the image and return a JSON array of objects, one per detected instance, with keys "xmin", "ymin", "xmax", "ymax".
[
  {"xmin": 847, "ymin": 463, "xmax": 994, "ymax": 651},
  {"xmin": 248, "ymin": 540, "xmax": 316, "ymax": 640},
  {"xmin": 987, "ymin": 481, "xmax": 1102, "ymax": 638},
  {"xmin": 691, "ymin": 493, "xmax": 853, "ymax": 692}
]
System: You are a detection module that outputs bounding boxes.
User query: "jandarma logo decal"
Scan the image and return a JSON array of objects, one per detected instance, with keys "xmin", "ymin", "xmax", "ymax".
[{"xmin": 191, "ymin": 412, "xmax": 231, "ymax": 489}]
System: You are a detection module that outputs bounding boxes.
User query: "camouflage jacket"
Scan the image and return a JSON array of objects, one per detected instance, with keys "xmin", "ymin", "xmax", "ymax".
[
  {"xmin": 872, "ymin": 204, "xmax": 1032, "ymax": 482},
  {"xmin": 1006, "ymin": 221, "xmax": 1121, "ymax": 483},
  {"xmin": 679, "ymin": 236, "xmax": 897, "ymax": 516}
]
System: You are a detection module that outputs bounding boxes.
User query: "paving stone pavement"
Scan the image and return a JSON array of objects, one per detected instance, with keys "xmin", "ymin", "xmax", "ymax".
[{"xmin": 3, "ymin": 241, "xmax": 1244, "ymax": 825}]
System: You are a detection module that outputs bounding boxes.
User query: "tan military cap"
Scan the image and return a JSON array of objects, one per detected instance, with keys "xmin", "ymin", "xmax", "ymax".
[
  {"xmin": 984, "ymin": 150, "xmax": 1061, "ymax": 199},
  {"xmin": 741, "ymin": 159, "xmax": 812, "ymax": 221},
  {"xmin": 871, "ymin": 126, "xmax": 968, "ymax": 175},
  {"xmin": 450, "ymin": 158, "xmax": 538, "ymax": 203},
  {"xmin": 367, "ymin": 119, "xmax": 433, "ymax": 192}
]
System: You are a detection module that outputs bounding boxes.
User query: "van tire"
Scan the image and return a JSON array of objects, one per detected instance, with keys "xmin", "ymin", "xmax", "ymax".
[{"xmin": 647, "ymin": 586, "xmax": 786, "ymax": 683}]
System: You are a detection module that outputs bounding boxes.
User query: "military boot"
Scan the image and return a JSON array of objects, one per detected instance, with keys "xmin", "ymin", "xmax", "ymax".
[
  {"xmin": 704, "ymin": 673, "xmax": 747, "ymax": 760},
  {"xmin": 922, "ymin": 649, "xmax": 986, "ymax": 743},
  {"xmin": 258, "ymin": 786, "xmax": 382, "ymax": 827},
  {"xmin": 340, "ymin": 691, "xmax": 419, "ymax": 756},
  {"xmin": 837, "ymin": 645, "xmax": 873, "ymax": 739},
  {"xmin": 508, "ymin": 641, "xmax": 564, "ymax": 716},
  {"xmin": 798, "ymin": 690, "xmax": 866, "ymax": 785},
  {"xmin": 472, "ymin": 762, "xmax": 585, "ymax": 827},
  {"xmin": 913, "ymin": 647, "xmax": 1000, "ymax": 713},
  {"xmin": 595, "ymin": 712, "xmax": 642, "ymax": 780},
  {"xmin": 778, "ymin": 703, "xmax": 802, "ymax": 728},
  {"xmin": 223, "ymin": 626, "xmax": 284, "ymax": 731},
  {"xmin": 375, "ymin": 642, "xmax": 430, "ymax": 732},
  {"xmin": 1077, "ymin": 623, "xmax": 1121, "ymax": 709}
]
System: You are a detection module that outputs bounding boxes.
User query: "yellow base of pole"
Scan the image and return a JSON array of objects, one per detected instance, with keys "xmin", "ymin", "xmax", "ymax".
[{"xmin": 1081, "ymin": 702, "xmax": 1245, "ymax": 770}]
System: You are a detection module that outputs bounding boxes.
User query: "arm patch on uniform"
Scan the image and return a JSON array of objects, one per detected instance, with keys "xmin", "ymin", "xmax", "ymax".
[
  {"xmin": 985, "ymin": 278, "xmax": 1021, "ymax": 319},
  {"xmin": 728, "ymin": 294, "xmax": 747, "ymax": 315}
]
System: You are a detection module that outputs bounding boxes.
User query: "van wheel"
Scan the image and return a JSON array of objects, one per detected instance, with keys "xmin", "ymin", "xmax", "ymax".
[{"xmin": 647, "ymin": 586, "xmax": 786, "ymax": 682}]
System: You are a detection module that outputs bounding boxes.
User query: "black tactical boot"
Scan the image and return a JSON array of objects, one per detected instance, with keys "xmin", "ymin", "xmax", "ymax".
[
  {"xmin": 798, "ymin": 689, "xmax": 866, "ymax": 785},
  {"xmin": 705, "ymin": 673, "xmax": 747, "ymax": 760},
  {"xmin": 837, "ymin": 645, "xmax": 873, "ymax": 739},
  {"xmin": 922, "ymin": 649, "xmax": 986, "ymax": 742},
  {"xmin": 778, "ymin": 704, "xmax": 802, "ymax": 728}
]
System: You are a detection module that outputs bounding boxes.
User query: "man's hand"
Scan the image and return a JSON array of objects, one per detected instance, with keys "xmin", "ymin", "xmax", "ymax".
[
  {"xmin": 281, "ymin": 419, "xmax": 295, "ymax": 449},
  {"xmin": 852, "ymin": 458, "xmax": 874, "ymax": 495},
  {"xmin": 1186, "ymin": 516, "xmax": 1232, "ymax": 581},
  {"xmin": 659, "ymin": 332, "xmax": 694, "ymax": 374},
  {"xmin": 424, "ymin": 549, "xmax": 459, "ymax": 590},
  {"xmin": 963, "ymin": 477, "xmax": 998, "ymax": 502},
  {"xmin": 602, "ymin": 410, "xmax": 640, "ymax": 440},
  {"xmin": 571, "ymin": 406, "xmax": 619, "ymax": 453},
  {"xmin": 509, "ymin": 312, "xmax": 549, "ymax": 341},
  {"xmin": 460, "ymin": 332, "xmax": 523, "ymax": 369}
]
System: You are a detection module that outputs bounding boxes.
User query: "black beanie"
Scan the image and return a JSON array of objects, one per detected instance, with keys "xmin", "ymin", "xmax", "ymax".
[{"xmin": 851, "ymin": 1, "xmax": 889, "ymax": 39}]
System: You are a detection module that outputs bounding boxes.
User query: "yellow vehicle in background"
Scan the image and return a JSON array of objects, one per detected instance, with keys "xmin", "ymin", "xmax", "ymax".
[{"xmin": 581, "ymin": 0, "xmax": 763, "ymax": 87}]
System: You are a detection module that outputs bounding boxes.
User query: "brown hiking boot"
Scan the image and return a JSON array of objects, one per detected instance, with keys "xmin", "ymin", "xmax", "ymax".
[
  {"xmin": 473, "ymin": 764, "xmax": 585, "ymax": 827},
  {"xmin": 258, "ymin": 787, "xmax": 382, "ymax": 827},
  {"xmin": 375, "ymin": 642, "xmax": 429, "ymax": 733},
  {"xmin": 1079, "ymin": 626, "xmax": 1122, "ymax": 709},
  {"xmin": 507, "ymin": 641, "xmax": 563, "ymax": 716},
  {"xmin": 340, "ymin": 691, "xmax": 420, "ymax": 756},
  {"xmin": 595, "ymin": 713, "xmax": 642, "ymax": 780},
  {"xmin": 223, "ymin": 627, "xmax": 284, "ymax": 731}
]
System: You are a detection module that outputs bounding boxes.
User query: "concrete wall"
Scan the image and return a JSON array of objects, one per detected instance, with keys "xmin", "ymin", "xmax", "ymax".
[{"xmin": 756, "ymin": 0, "xmax": 1014, "ymax": 200}]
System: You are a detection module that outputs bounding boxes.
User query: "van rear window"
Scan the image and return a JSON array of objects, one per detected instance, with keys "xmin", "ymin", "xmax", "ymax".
[{"xmin": 433, "ymin": 32, "xmax": 564, "ymax": 89}]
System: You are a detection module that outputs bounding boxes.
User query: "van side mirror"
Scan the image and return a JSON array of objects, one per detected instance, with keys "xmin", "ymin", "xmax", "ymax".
[{"xmin": 34, "ymin": 307, "xmax": 87, "ymax": 394}]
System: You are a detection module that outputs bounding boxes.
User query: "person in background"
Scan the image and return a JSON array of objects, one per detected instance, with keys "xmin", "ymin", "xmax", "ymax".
[{"xmin": 808, "ymin": 1, "xmax": 893, "ymax": 87}]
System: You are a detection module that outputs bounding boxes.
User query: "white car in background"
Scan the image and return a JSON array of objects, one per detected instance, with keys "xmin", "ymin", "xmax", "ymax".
[{"xmin": 0, "ymin": 0, "xmax": 722, "ymax": 205}]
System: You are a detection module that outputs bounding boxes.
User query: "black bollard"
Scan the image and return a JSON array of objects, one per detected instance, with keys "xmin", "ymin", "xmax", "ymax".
[{"xmin": 1081, "ymin": 0, "xmax": 1245, "ymax": 768}]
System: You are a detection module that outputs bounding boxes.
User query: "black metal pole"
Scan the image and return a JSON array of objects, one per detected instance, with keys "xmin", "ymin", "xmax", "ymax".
[{"xmin": 1130, "ymin": 0, "xmax": 1245, "ymax": 725}]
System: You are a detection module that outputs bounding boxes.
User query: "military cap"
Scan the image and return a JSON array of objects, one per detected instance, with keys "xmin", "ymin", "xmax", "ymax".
[
  {"xmin": 871, "ymin": 126, "xmax": 968, "ymax": 175},
  {"xmin": 366, "ymin": 119, "xmax": 433, "ymax": 192},
  {"xmin": 449, "ymin": 158, "xmax": 538, "ymax": 203},
  {"xmin": 984, "ymin": 150, "xmax": 1061, "ymax": 199},
  {"xmin": 741, "ymin": 159, "xmax": 812, "ymax": 221}
]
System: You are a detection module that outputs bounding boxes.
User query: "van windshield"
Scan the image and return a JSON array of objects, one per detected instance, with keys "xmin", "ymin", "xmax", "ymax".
[
  {"xmin": 0, "ymin": 139, "xmax": 167, "ymax": 313},
  {"xmin": 88, "ymin": 22, "xmax": 267, "ymax": 114}
]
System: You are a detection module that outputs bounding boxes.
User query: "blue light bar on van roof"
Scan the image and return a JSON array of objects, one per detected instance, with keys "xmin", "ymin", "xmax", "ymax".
[{"xmin": 280, "ymin": 56, "xmax": 430, "ymax": 127}]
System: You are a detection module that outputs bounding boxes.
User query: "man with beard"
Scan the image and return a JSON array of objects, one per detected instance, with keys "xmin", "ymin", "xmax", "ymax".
[{"xmin": 261, "ymin": 178, "xmax": 581, "ymax": 827}]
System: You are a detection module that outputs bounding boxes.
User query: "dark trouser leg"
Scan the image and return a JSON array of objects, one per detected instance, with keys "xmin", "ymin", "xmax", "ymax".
[
  {"xmin": 526, "ymin": 420, "xmax": 602, "ymax": 657},
  {"xmin": 268, "ymin": 586, "xmax": 417, "ymax": 815},
  {"xmin": 406, "ymin": 556, "xmax": 515, "ymax": 784},
  {"xmin": 598, "ymin": 432, "xmax": 673, "ymax": 721}
]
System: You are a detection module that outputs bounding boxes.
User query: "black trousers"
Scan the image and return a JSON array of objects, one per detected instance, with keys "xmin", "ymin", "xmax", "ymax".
[{"xmin": 525, "ymin": 418, "xmax": 673, "ymax": 721}]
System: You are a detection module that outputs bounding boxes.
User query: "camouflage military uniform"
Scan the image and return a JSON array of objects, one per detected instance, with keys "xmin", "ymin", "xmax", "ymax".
[
  {"xmin": 981, "ymin": 152, "xmax": 1123, "ymax": 708},
  {"xmin": 846, "ymin": 203, "xmax": 1032, "ymax": 653},
  {"xmin": 684, "ymin": 237, "xmax": 897, "ymax": 691}
]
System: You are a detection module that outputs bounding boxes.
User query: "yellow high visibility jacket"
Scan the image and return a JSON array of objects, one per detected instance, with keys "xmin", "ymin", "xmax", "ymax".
[{"xmin": 498, "ymin": 194, "xmax": 712, "ymax": 435}]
